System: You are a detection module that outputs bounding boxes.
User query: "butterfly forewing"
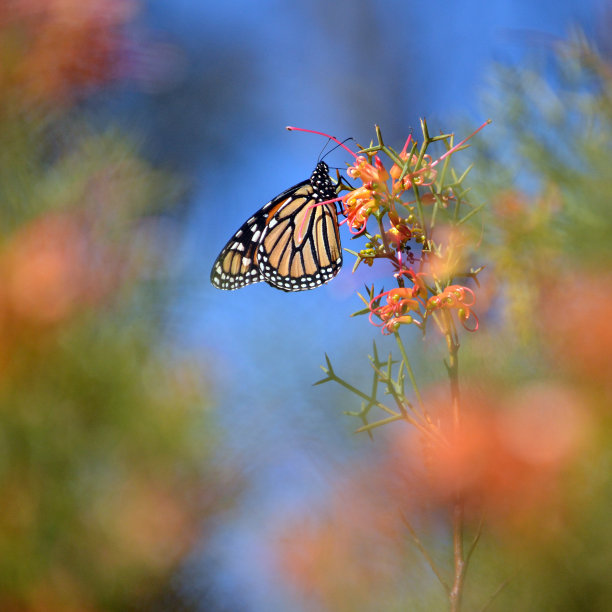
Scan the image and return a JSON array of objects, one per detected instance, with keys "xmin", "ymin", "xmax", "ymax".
[
  {"xmin": 259, "ymin": 196, "xmax": 341, "ymax": 291},
  {"xmin": 210, "ymin": 162, "xmax": 342, "ymax": 292}
]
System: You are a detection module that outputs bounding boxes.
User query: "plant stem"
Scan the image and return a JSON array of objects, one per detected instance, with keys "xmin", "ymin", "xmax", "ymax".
[
  {"xmin": 450, "ymin": 494, "xmax": 465, "ymax": 612},
  {"xmin": 393, "ymin": 332, "xmax": 426, "ymax": 417},
  {"xmin": 444, "ymin": 314, "xmax": 461, "ymax": 430},
  {"xmin": 401, "ymin": 513, "xmax": 450, "ymax": 594},
  {"xmin": 444, "ymin": 312, "xmax": 466, "ymax": 612}
]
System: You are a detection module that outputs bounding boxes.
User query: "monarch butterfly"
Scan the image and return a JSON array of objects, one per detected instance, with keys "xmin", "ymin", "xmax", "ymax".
[{"xmin": 210, "ymin": 161, "xmax": 343, "ymax": 292}]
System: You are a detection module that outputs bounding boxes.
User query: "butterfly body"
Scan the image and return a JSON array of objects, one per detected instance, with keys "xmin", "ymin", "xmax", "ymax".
[{"xmin": 211, "ymin": 162, "xmax": 342, "ymax": 292}]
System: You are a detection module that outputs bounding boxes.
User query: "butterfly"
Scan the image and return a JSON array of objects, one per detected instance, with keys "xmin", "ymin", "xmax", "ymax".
[{"xmin": 210, "ymin": 161, "xmax": 343, "ymax": 292}]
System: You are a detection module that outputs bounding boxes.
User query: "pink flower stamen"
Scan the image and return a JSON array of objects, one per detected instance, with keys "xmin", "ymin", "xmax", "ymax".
[
  {"xmin": 429, "ymin": 120, "xmax": 491, "ymax": 170},
  {"xmin": 286, "ymin": 126, "xmax": 358, "ymax": 159}
]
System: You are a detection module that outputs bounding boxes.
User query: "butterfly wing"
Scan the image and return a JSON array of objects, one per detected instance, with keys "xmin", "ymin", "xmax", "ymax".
[
  {"xmin": 210, "ymin": 179, "xmax": 311, "ymax": 290},
  {"xmin": 258, "ymin": 183, "xmax": 342, "ymax": 291},
  {"xmin": 210, "ymin": 162, "xmax": 341, "ymax": 292}
]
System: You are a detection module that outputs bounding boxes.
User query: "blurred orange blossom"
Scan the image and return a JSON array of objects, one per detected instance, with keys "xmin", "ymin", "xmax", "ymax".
[
  {"xmin": 0, "ymin": 0, "xmax": 138, "ymax": 105},
  {"xmin": 388, "ymin": 383, "xmax": 592, "ymax": 535}
]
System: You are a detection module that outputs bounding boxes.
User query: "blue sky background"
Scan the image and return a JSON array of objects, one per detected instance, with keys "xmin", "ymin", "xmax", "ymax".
[{"xmin": 113, "ymin": 1, "xmax": 603, "ymax": 609}]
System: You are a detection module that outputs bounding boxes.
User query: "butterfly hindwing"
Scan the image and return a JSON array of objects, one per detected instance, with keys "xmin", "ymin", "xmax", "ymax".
[
  {"xmin": 209, "ymin": 209, "xmax": 268, "ymax": 290},
  {"xmin": 211, "ymin": 162, "xmax": 342, "ymax": 292}
]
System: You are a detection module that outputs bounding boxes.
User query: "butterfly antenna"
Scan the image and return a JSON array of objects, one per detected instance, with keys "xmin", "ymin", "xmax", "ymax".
[
  {"xmin": 317, "ymin": 137, "xmax": 333, "ymax": 163},
  {"xmin": 322, "ymin": 137, "xmax": 355, "ymax": 162}
]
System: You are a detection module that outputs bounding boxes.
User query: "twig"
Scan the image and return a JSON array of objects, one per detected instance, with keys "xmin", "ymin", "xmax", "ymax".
[
  {"xmin": 444, "ymin": 311, "xmax": 467, "ymax": 612},
  {"xmin": 450, "ymin": 497, "xmax": 465, "ymax": 612},
  {"xmin": 401, "ymin": 513, "xmax": 450, "ymax": 594},
  {"xmin": 465, "ymin": 513, "xmax": 485, "ymax": 570},
  {"xmin": 393, "ymin": 332, "xmax": 427, "ymax": 418},
  {"xmin": 478, "ymin": 578, "xmax": 511, "ymax": 612}
]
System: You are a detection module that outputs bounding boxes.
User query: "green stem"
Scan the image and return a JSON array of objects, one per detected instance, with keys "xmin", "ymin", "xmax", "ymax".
[
  {"xmin": 354, "ymin": 414, "xmax": 406, "ymax": 433},
  {"xmin": 377, "ymin": 216, "xmax": 391, "ymax": 253},
  {"xmin": 413, "ymin": 183, "xmax": 427, "ymax": 235},
  {"xmin": 444, "ymin": 311, "xmax": 466, "ymax": 612},
  {"xmin": 393, "ymin": 332, "xmax": 426, "ymax": 418},
  {"xmin": 369, "ymin": 361, "xmax": 409, "ymax": 418},
  {"xmin": 437, "ymin": 136, "xmax": 453, "ymax": 191},
  {"xmin": 457, "ymin": 201, "xmax": 486, "ymax": 226},
  {"xmin": 330, "ymin": 374, "xmax": 400, "ymax": 418}
]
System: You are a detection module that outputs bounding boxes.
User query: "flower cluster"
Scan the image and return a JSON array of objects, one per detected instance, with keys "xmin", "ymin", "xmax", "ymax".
[
  {"xmin": 348, "ymin": 124, "xmax": 489, "ymax": 336},
  {"xmin": 341, "ymin": 136, "xmax": 444, "ymax": 238},
  {"xmin": 426, "ymin": 285, "xmax": 479, "ymax": 331},
  {"xmin": 342, "ymin": 138, "xmax": 425, "ymax": 238},
  {"xmin": 368, "ymin": 277, "xmax": 478, "ymax": 335},
  {"xmin": 288, "ymin": 122, "xmax": 488, "ymax": 337}
]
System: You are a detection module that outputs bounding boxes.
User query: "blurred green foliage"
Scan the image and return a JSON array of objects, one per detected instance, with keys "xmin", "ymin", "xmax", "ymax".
[
  {"xmin": 457, "ymin": 33, "xmax": 612, "ymax": 611},
  {"xmin": 0, "ymin": 4, "xmax": 223, "ymax": 610}
]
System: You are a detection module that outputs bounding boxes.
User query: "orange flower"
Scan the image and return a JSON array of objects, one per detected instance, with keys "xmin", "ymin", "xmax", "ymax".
[
  {"xmin": 426, "ymin": 284, "xmax": 478, "ymax": 331},
  {"xmin": 342, "ymin": 185, "xmax": 379, "ymax": 235},
  {"xmin": 387, "ymin": 383, "xmax": 592, "ymax": 535},
  {"xmin": 540, "ymin": 271, "xmax": 612, "ymax": 392},
  {"xmin": 386, "ymin": 209, "xmax": 412, "ymax": 246},
  {"xmin": 389, "ymin": 136, "xmax": 413, "ymax": 181},
  {"xmin": 347, "ymin": 154, "xmax": 389, "ymax": 183},
  {"xmin": 0, "ymin": 0, "xmax": 138, "ymax": 105},
  {"xmin": 390, "ymin": 150, "xmax": 436, "ymax": 193},
  {"xmin": 369, "ymin": 286, "xmax": 424, "ymax": 334},
  {"xmin": 273, "ymin": 473, "xmax": 405, "ymax": 610},
  {"xmin": 1, "ymin": 212, "xmax": 120, "ymax": 327}
]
